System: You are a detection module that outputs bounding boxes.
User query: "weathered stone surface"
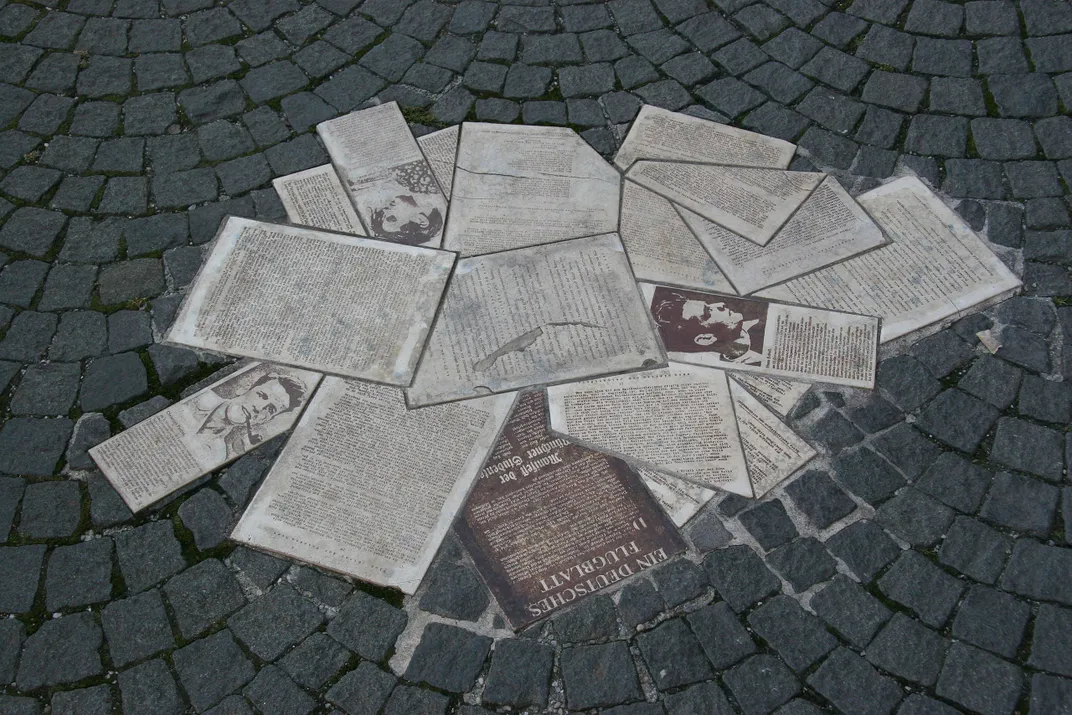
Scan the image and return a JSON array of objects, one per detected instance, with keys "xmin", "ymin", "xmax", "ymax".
[
  {"xmin": 561, "ymin": 641, "xmax": 643, "ymax": 710},
  {"xmin": 172, "ymin": 630, "xmax": 256, "ymax": 713},
  {"xmin": 866, "ymin": 613, "xmax": 949, "ymax": 686},
  {"xmin": 16, "ymin": 613, "xmax": 103, "ymax": 690},
  {"xmin": 328, "ymin": 590, "xmax": 407, "ymax": 662},
  {"xmin": 748, "ymin": 595, "xmax": 837, "ymax": 673},
  {"xmin": 878, "ymin": 551, "xmax": 965, "ymax": 628},
  {"xmin": 102, "ymin": 589, "xmax": 175, "ymax": 668},
  {"xmin": 811, "ymin": 574, "xmax": 892, "ymax": 649},
  {"xmin": 825, "ymin": 520, "xmax": 901, "ymax": 583},
  {"xmin": 45, "ymin": 538, "xmax": 114, "ymax": 610},
  {"xmin": 553, "ymin": 594, "xmax": 618, "ymax": 643},
  {"xmin": 687, "ymin": 601, "xmax": 756, "ymax": 670},
  {"xmin": 113, "ymin": 521, "xmax": 186, "ymax": 593},
  {"xmin": 325, "ymin": 661, "xmax": 395, "ymax": 715},
  {"xmin": 118, "ymin": 658, "xmax": 184, "ymax": 715},
  {"xmin": 18, "ymin": 480, "xmax": 81, "ymax": 539},
  {"xmin": 405, "ymin": 623, "xmax": 492, "ymax": 693},
  {"xmin": 165, "ymin": 559, "xmax": 247, "ymax": 639},
  {"xmin": 0, "ymin": 545, "xmax": 45, "ymax": 613},
  {"xmin": 703, "ymin": 544, "xmax": 780, "ymax": 612},
  {"xmin": 936, "ymin": 643, "xmax": 1023, "ymax": 715},
  {"xmin": 228, "ymin": 584, "xmax": 323, "ymax": 661},
  {"xmin": 483, "ymin": 639, "xmax": 554, "ymax": 709}
]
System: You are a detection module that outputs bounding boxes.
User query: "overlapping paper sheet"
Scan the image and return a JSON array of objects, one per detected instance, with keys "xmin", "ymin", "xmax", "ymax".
[
  {"xmin": 641, "ymin": 283, "xmax": 879, "ymax": 388},
  {"xmin": 620, "ymin": 180, "xmax": 736, "ymax": 293},
  {"xmin": 417, "ymin": 125, "xmax": 459, "ymax": 198},
  {"xmin": 272, "ymin": 165, "xmax": 364, "ymax": 235},
  {"xmin": 760, "ymin": 176, "xmax": 1022, "ymax": 346},
  {"xmin": 546, "ymin": 366, "xmax": 751, "ymax": 495},
  {"xmin": 614, "ymin": 105, "xmax": 796, "ymax": 170},
  {"xmin": 637, "ymin": 468, "xmax": 716, "ymax": 527},
  {"xmin": 232, "ymin": 378, "xmax": 514, "ymax": 594},
  {"xmin": 90, "ymin": 362, "xmax": 322, "ymax": 512},
  {"xmin": 547, "ymin": 366, "xmax": 816, "ymax": 499},
  {"xmin": 318, "ymin": 102, "xmax": 448, "ymax": 247},
  {"xmin": 628, "ymin": 161, "xmax": 824, "ymax": 246},
  {"xmin": 679, "ymin": 175, "xmax": 888, "ymax": 295},
  {"xmin": 166, "ymin": 217, "xmax": 454, "ymax": 385},
  {"xmin": 406, "ymin": 233, "xmax": 665, "ymax": 406},
  {"xmin": 454, "ymin": 390, "xmax": 686, "ymax": 628},
  {"xmin": 443, "ymin": 123, "xmax": 621, "ymax": 256},
  {"xmin": 733, "ymin": 373, "xmax": 811, "ymax": 417}
]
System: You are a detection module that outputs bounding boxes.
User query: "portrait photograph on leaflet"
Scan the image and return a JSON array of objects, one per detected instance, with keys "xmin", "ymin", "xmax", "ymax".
[{"xmin": 650, "ymin": 285, "xmax": 768, "ymax": 366}]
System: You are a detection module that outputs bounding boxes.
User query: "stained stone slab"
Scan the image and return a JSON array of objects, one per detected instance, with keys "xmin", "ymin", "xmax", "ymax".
[
  {"xmin": 810, "ymin": 575, "xmax": 892, "ymax": 649},
  {"xmin": 16, "ymin": 613, "xmax": 103, "ymax": 690}
]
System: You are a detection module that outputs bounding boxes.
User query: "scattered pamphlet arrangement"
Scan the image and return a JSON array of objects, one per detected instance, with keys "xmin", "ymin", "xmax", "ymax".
[{"xmin": 90, "ymin": 102, "xmax": 1021, "ymax": 626}]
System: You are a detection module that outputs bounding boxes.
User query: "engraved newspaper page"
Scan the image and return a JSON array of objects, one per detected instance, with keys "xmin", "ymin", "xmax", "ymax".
[
  {"xmin": 638, "ymin": 468, "xmax": 715, "ymax": 527},
  {"xmin": 641, "ymin": 283, "xmax": 879, "ymax": 388},
  {"xmin": 417, "ymin": 125, "xmax": 459, "ymax": 198},
  {"xmin": 317, "ymin": 102, "xmax": 448, "ymax": 248},
  {"xmin": 166, "ymin": 217, "xmax": 454, "ymax": 385},
  {"xmin": 272, "ymin": 164, "xmax": 365, "ymax": 236},
  {"xmin": 729, "ymin": 378, "xmax": 816, "ymax": 497},
  {"xmin": 733, "ymin": 373, "xmax": 811, "ymax": 417},
  {"xmin": 406, "ymin": 234, "xmax": 665, "ymax": 406},
  {"xmin": 454, "ymin": 390, "xmax": 685, "ymax": 628},
  {"xmin": 546, "ymin": 365, "xmax": 752, "ymax": 496},
  {"xmin": 232, "ymin": 378, "xmax": 514, "ymax": 594},
  {"xmin": 90, "ymin": 362, "xmax": 322, "ymax": 512},
  {"xmin": 760, "ymin": 176, "xmax": 1022, "ymax": 345},
  {"xmin": 620, "ymin": 180, "xmax": 736, "ymax": 293},
  {"xmin": 679, "ymin": 175, "xmax": 887, "ymax": 295},
  {"xmin": 443, "ymin": 123, "xmax": 621, "ymax": 256},
  {"xmin": 627, "ymin": 162, "xmax": 824, "ymax": 246},
  {"xmin": 614, "ymin": 105, "xmax": 797, "ymax": 171}
]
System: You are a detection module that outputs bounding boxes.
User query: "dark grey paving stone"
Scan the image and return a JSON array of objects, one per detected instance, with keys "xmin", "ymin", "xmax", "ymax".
[
  {"xmin": 45, "ymin": 538, "xmax": 113, "ymax": 611},
  {"xmin": 1030, "ymin": 673, "xmax": 1072, "ymax": 713},
  {"xmin": 952, "ymin": 585, "xmax": 1030, "ymax": 659},
  {"xmin": 0, "ymin": 477, "xmax": 25, "ymax": 543},
  {"xmin": 939, "ymin": 516, "xmax": 1011, "ymax": 584},
  {"xmin": 870, "ymin": 424, "xmax": 943, "ymax": 482},
  {"xmin": 278, "ymin": 632, "xmax": 351, "ymax": 691},
  {"xmin": 723, "ymin": 654, "xmax": 800, "ymax": 715},
  {"xmin": 874, "ymin": 487, "xmax": 955, "ymax": 547},
  {"xmin": 617, "ymin": 579, "xmax": 664, "ymax": 630},
  {"xmin": 747, "ymin": 595, "xmax": 836, "ymax": 673},
  {"xmin": 989, "ymin": 418, "xmax": 1064, "ymax": 482},
  {"xmin": 866, "ymin": 613, "xmax": 949, "ymax": 687},
  {"xmin": 703, "ymin": 544, "xmax": 781, "ymax": 612},
  {"xmin": 87, "ymin": 472, "xmax": 132, "ymax": 529},
  {"xmin": 908, "ymin": 330, "xmax": 975, "ymax": 377},
  {"xmin": 0, "ymin": 620, "xmax": 24, "ymax": 686},
  {"xmin": 179, "ymin": 80, "xmax": 248, "ymax": 124},
  {"xmin": 832, "ymin": 447, "xmax": 905, "ymax": 506},
  {"xmin": 242, "ymin": 665, "xmax": 315, "ymax": 715},
  {"xmin": 325, "ymin": 660, "xmax": 395, "ymax": 715},
  {"xmin": 18, "ymin": 480, "xmax": 81, "ymax": 540},
  {"xmin": 944, "ymin": 159, "xmax": 1006, "ymax": 200},
  {"xmin": 810, "ymin": 574, "xmax": 891, "ymax": 649},
  {"xmin": 876, "ymin": 355, "xmax": 942, "ymax": 412},
  {"xmin": 651, "ymin": 557, "xmax": 708, "ymax": 608},
  {"xmin": 51, "ymin": 684, "xmax": 113, "ymax": 715},
  {"xmin": 553, "ymin": 594, "xmax": 618, "ymax": 644},
  {"xmin": 0, "ymin": 208, "xmax": 67, "ymax": 258},
  {"xmin": 164, "ymin": 559, "xmax": 247, "ymax": 640},
  {"xmin": 878, "ymin": 551, "xmax": 964, "ymax": 628},
  {"xmin": 980, "ymin": 470, "xmax": 1059, "ymax": 537},
  {"xmin": 915, "ymin": 389, "xmax": 999, "ymax": 454},
  {"xmin": 738, "ymin": 499, "xmax": 799, "ymax": 551},
  {"xmin": 117, "ymin": 397, "xmax": 171, "ymax": 429},
  {"xmin": 826, "ymin": 519, "xmax": 901, "ymax": 583},
  {"xmin": 0, "ymin": 694, "xmax": 42, "ymax": 715},
  {"xmin": 16, "ymin": 612, "xmax": 103, "ymax": 690},
  {"xmin": 916, "ymin": 452, "xmax": 993, "ymax": 514},
  {"xmin": 905, "ymin": 115, "xmax": 968, "ymax": 158},
  {"xmin": 288, "ymin": 567, "xmax": 352, "ymax": 609},
  {"xmin": 807, "ymin": 647, "xmax": 903, "ymax": 715},
  {"xmin": 989, "ymin": 73, "xmax": 1059, "ymax": 119},
  {"xmin": 803, "ymin": 410, "xmax": 864, "ymax": 456},
  {"xmin": 561, "ymin": 641, "xmax": 642, "ymax": 710},
  {"xmin": 0, "ymin": 545, "xmax": 45, "ymax": 613},
  {"xmin": 1027, "ymin": 604, "xmax": 1072, "ymax": 678},
  {"xmin": 958, "ymin": 355, "xmax": 1022, "ymax": 409},
  {"xmin": 228, "ymin": 584, "xmax": 323, "ymax": 661},
  {"xmin": 847, "ymin": 397, "xmax": 902, "ymax": 435},
  {"xmin": 636, "ymin": 618, "xmax": 714, "ymax": 690},
  {"xmin": 936, "ymin": 642, "xmax": 1022, "ymax": 715},
  {"xmin": 327, "ymin": 590, "xmax": 407, "ymax": 662},
  {"xmin": 102, "ymin": 589, "xmax": 175, "ymax": 668},
  {"xmin": 177, "ymin": 489, "xmax": 233, "ymax": 551},
  {"xmin": 482, "ymin": 638, "xmax": 553, "ymax": 709},
  {"xmin": 766, "ymin": 537, "xmax": 836, "ymax": 592},
  {"xmin": 172, "ymin": 630, "xmax": 255, "ymax": 713},
  {"xmin": 118, "ymin": 658, "xmax": 183, "ymax": 715},
  {"xmin": 10, "ymin": 362, "xmax": 81, "ymax": 417},
  {"xmin": 687, "ymin": 601, "xmax": 756, "ymax": 670},
  {"xmin": 695, "ymin": 77, "xmax": 766, "ymax": 118},
  {"xmin": 114, "ymin": 520, "xmax": 186, "ymax": 593},
  {"xmin": 971, "ymin": 118, "xmax": 1037, "ymax": 161},
  {"xmin": 80, "ymin": 352, "xmax": 149, "ymax": 412},
  {"xmin": 0, "ymin": 312, "xmax": 59, "ymax": 364},
  {"xmin": 741, "ymin": 101, "xmax": 810, "ymax": 142}
]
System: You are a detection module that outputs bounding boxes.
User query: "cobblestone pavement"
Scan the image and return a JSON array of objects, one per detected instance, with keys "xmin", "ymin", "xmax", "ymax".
[{"xmin": 0, "ymin": 0, "xmax": 1071, "ymax": 713}]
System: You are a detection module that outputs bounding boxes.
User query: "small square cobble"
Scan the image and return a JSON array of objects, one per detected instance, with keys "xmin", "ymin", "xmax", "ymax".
[
  {"xmin": 636, "ymin": 618, "xmax": 714, "ymax": 690},
  {"xmin": 874, "ymin": 487, "xmax": 955, "ymax": 547},
  {"xmin": 936, "ymin": 642, "xmax": 1023, "ymax": 715},
  {"xmin": 866, "ymin": 613, "xmax": 949, "ymax": 687},
  {"xmin": 808, "ymin": 647, "xmax": 903, "ymax": 715},
  {"xmin": 561, "ymin": 641, "xmax": 642, "ymax": 710},
  {"xmin": 953, "ymin": 585, "xmax": 1030, "ymax": 659},
  {"xmin": 810, "ymin": 575, "xmax": 892, "ymax": 649},
  {"xmin": 327, "ymin": 591, "xmax": 407, "ymax": 662},
  {"xmin": 916, "ymin": 452, "xmax": 993, "ymax": 514},
  {"xmin": 164, "ymin": 559, "xmax": 247, "ymax": 640},
  {"xmin": 915, "ymin": 389, "xmax": 999, "ymax": 454},
  {"xmin": 939, "ymin": 516, "xmax": 1011, "ymax": 584},
  {"xmin": 825, "ymin": 519, "xmax": 901, "ymax": 583},
  {"xmin": 958, "ymin": 356, "xmax": 1022, "ymax": 409},
  {"xmin": 482, "ymin": 638, "xmax": 554, "ymax": 709},
  {"xmin": 724, "ymin": 654, "xmax": 800, "ymax": 715},
  {"xmin": 766, "ymin": 537, "xmax": 837, "ymax": 591},
  {"xmin": 172, "ymin": 630, "xmax": 255, "ymax": 713},
  {"xmin": 45, "ymin": 538, "xmax": 113, "ymax": 611},
  {"xmin": 980, "ymin": 470, "xmax": 1059, "ymax": 537},
  {"xmin": 113, "ymin": 521, "xmax": 186, "ymax": 594},
  {"xmin": 878, "ymin": 551, "xmax": 964, "ymax": 628},
  {"xmin": 832, "ymin": 447, "xmax": 905, "ymax": 506},
  {"xmin": 101, "ymin": 589, "xmax": 174, "ymax": 668},
  {"xmin": 747, "ymin": 595, "xmax": 837, "ymax": 672},
  {"xmin": 703, "ymin": 545, "xmax": 780, "ymax": 612},
  {"xmin": 737, "ymin": 499, "xmax": 799, "ymax": 550},
  {"xmin": 989, "ymin": 418, "xmax": 1065, "ymax": 482},
  {"xmin": 687, "ymin": 601, "xmax": 756, "ymax": 670}
]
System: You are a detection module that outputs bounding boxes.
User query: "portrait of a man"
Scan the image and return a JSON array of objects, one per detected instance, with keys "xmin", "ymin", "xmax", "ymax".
[
  {"xmin": 192, "ymin": 365, "xmax": 309, "ymax": 459},
  {"xmin": 361, "ymin": 160, "xmax": 446, "ymax": 246},
  {"xmin": 651, "ymin": 287, "xmax": 766, "ymax": 366}
]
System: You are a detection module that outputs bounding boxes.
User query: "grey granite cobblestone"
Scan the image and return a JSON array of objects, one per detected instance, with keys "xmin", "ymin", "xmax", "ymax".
[{"xmin": 0, "ymin": 1, "xmax": 1071, "ymax": 712}]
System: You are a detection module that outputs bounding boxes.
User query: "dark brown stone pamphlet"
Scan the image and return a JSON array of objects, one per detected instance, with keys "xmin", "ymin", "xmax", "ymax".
[{"xmin": 455, "ymin": 390, "xmax": 686, "ymax": 629}]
